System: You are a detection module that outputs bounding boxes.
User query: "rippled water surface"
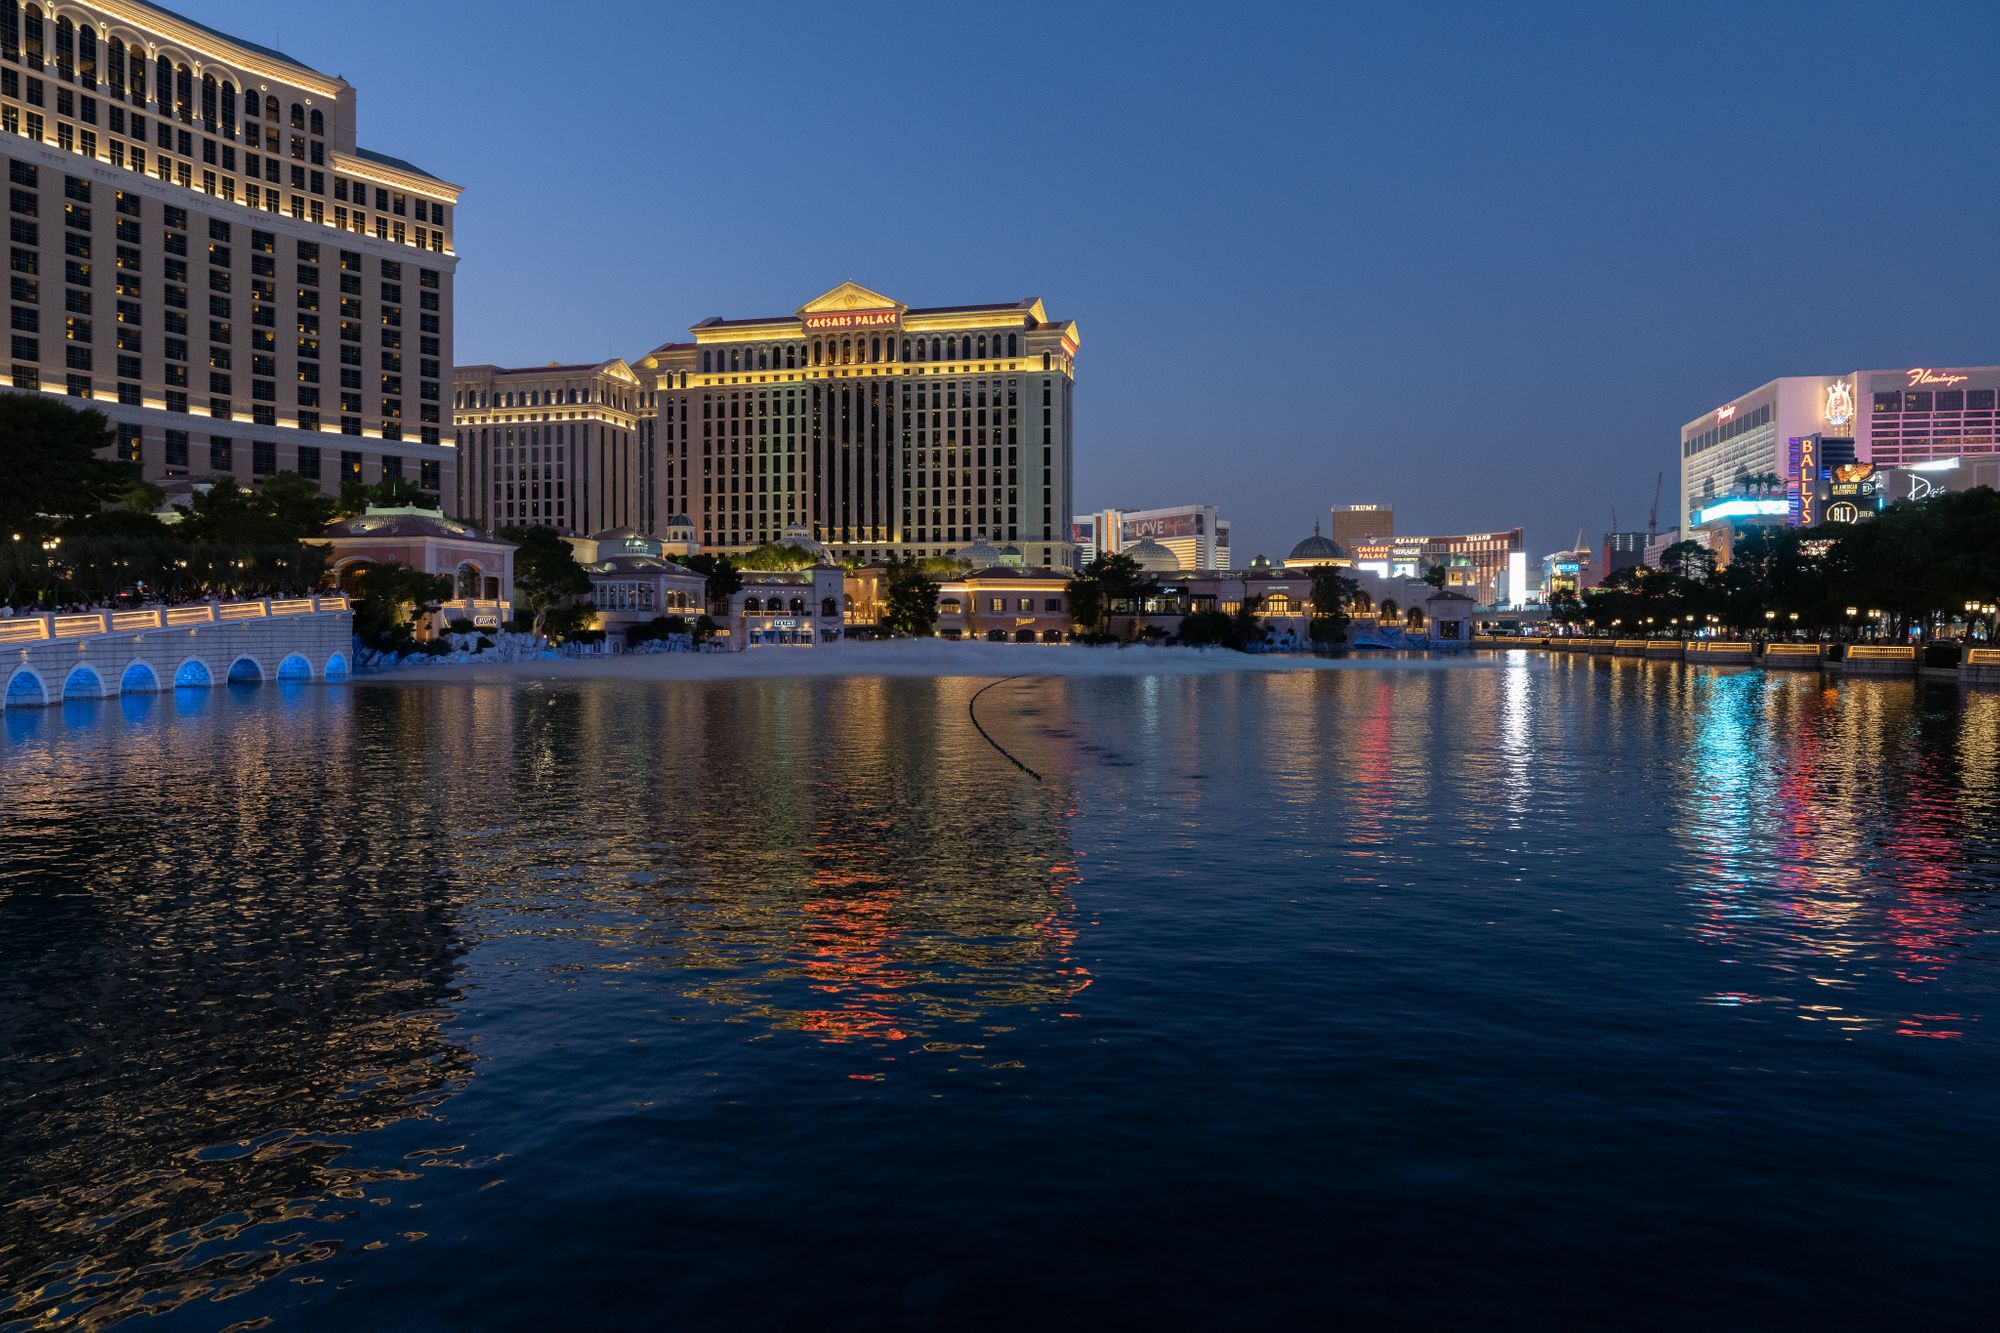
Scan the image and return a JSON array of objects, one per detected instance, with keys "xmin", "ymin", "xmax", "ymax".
[{"xmin": 4, "ymin": 656, "xmax": 2000, "ymax": 1330}]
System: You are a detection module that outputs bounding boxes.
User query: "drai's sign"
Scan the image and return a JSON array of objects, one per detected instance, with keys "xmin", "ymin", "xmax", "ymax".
[{"xmin": 802, "ymin": 309, "xmax": 898, "ymax": 331}]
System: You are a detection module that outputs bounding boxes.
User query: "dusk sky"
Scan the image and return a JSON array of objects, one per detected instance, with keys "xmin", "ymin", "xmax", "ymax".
[{"xmin": 193, "ymin": 0, "xmax": 2000, "ymax": 562}]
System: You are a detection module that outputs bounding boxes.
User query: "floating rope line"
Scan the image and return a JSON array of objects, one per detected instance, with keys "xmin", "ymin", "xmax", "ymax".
[{"xmin": 969, "ymin": 675, "xmax": 1043, "ymax": 782}]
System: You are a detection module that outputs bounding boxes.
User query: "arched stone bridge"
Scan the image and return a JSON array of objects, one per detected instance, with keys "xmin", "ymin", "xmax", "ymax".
[{"xmin": 0, "ymin": 597, "xmax": 354, "ymax": 708}]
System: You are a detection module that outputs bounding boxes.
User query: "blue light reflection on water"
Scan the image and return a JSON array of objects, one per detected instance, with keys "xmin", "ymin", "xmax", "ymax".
[{"xmin": 1, "ymin": 659, "xmax": 1998, "ymax": 1330}]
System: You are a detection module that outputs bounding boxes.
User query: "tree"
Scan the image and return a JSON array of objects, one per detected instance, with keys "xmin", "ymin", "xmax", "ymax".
[
  {"xmin": 882, "ymin": 553, "xmax": 940, "ymax": 636},
  {"xmin": 1658, "ymin": 539, "xmax": 1715, "ymax": 584},
  {"xmin": 1421, "ymin": 563, "xmax": 1448, "ymax": 590},
  {"xmin": 1065, "ymin": 575, "xmax": 1105, "ymax": 637},
  {"xmin": 259, "ymin": 470, "xmax": 337, "ymax": 541},
  {"xmin": 1548, "ymin": 587, "xmax": 1583, "ymax": 625},
  {"xmin": 1309, "ymin": 566, "xmax": 1358, "ymax": 646},
  {"xmin": 0, "ymin": 394, "xmax": 134, "ymax": 535},
  {"xmin": 334, "ymin": 476, "xmax": 439, "ymax": 518},
  {"xmin": 349, "ymin": 562, "xmax": 451, "ymax": 646},
  {"xmin": 500, "ymin": 524, "xmax": 592, "ymax": 636},
  {"xmin": 1176, "ymin": 608, "xmax": 1244, "ymax": 649},
  {"xmin": 736, "ymin": 542, "xmax": 819, "ymax": 572},
  {"xmin": 678, "ymin": 552, "xmax": 743, "ymax": 612}
]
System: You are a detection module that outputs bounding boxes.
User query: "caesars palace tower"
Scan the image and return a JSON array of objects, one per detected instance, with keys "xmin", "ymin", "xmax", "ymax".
[{"xmin": 636, "ymin": 281, "xmax": 1080, "ymax": 568}]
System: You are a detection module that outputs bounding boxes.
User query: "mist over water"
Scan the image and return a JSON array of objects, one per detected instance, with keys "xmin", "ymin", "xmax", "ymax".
[{"xmin": 3, "ymin": 658, "xmax": 1999, "ymax": 1329}]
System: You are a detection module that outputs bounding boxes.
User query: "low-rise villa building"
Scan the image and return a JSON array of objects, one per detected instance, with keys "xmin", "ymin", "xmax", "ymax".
[
  {"xmin": 937, "ymin": 567, "xmax": 1072, "ymax": 641},
  {"xmin": 569, "ymin": 528, "xmax": 707, "ymax": 639},
  {"xmin": 725, "ymin": 568, "xmax": 847, "ymax": 648},
  {"xmin": 311, "ymin": 506, "xmax": 517, "ymax": 632}
]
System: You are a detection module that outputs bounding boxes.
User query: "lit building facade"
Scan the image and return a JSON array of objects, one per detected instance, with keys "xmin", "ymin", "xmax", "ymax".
[
  {"xmin": 644, "ymin": 282, "xmax": 1079, "ymax": 567},
  {"xmin": 1119, "ymin": 503, "xmax": 1228, "ymax": 571},
  {"xmin": 1599, "ymin": 530, "xmax": 1647, "ymax": 583},
  {"xmin": 452, "ymin": 358, "xmax": 642, "ymax": 534},
  {"xmin": 1351, "ymin": 528, "xmax": 1523, "ymax": 605},
  {"xmin": 0, "ymin": 1, "xmax": 458, "ymax": 498},
  {"xmin": 1330, "ymin": 503, "xmax": 1392, "ymax": 550},
  {"xmin": 1679, "ymin": 367, "xmax": 2000, "ymax": 535},
  {"xmin": 1070, "ymin": 507, "xmax": 1121, "ymax": 566}
]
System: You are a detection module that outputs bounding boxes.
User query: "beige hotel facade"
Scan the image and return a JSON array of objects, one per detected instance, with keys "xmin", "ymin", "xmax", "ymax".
[
  {"xmin": 637, "ymin": 281, "xmax": 1080, "ymax": 567},
  {"xmin": 452, "ymin": 358, "xmax": 643, "ymax": 535},
  {"xmin": 0, "ymin": 1, "xmax": 458, "ymax": 498}
]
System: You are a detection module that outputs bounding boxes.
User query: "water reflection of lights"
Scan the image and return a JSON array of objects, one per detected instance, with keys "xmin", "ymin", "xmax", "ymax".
[{"xmin": 1674, "ymin": 673, "xmax": 1995, "ymax": 1040}]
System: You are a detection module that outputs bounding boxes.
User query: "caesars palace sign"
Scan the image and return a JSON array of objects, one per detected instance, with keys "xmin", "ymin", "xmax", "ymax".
[{"xmin": 802, "ymin": 309, "xmax": 899, "ymax": 331}]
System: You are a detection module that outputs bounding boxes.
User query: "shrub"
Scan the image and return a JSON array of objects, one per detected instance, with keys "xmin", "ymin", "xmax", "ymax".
[
  {"xmin": 423, "ymin": 638, "xmax": 452, "ymax": 657},
  {"xmin": 447, "ymin": 617, "xmax": 476, "ymax": 633},
  {"xmin": 1923, "ymin": 642, "xmax": 1962, "ymax": 668},
  {"xmin": 476, "ymin": 635, "xmax": 494, "ymax": 652}
]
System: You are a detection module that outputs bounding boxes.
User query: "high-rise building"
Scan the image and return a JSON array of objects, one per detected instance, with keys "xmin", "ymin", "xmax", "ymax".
[
  {"xmin": 642, "ymin": 281, "xmax": 1079, "ymax": 567},
  {"xmin": 0, "ymin": 1, "xmax": 460, "ymax": 499},
  {"xmin": 1599, "ymin": 530, "xmax": 1647, "ymax": 583},
  {"xmin": 452, "ymin": 359, "xmax": 643, "ymax": 534},
  {"xmin": 1071, "ymin": 507, "xmax": 1122, "ymax": 566},
  {"xmin": 1330, "ymin": 503, "xmax": 1392, "ymax": 550},
  {"xmin": 1116, "ymin": 503, "xmax": 1228, "ymax": 571}
]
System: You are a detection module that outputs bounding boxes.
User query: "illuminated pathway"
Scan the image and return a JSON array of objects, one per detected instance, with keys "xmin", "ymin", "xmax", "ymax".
[{"xmin": 0, "ymin": 597, "xmax": 354, "ymax": 706}]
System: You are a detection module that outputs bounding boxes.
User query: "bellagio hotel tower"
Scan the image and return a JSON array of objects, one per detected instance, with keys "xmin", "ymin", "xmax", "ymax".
[
  {"xmin": 0, "ymin": 1, "xmax": 458, "ymax": 499},
  {"xmin": 636, "ymin": 282, "xmax": 1079, "ymax": 568}
]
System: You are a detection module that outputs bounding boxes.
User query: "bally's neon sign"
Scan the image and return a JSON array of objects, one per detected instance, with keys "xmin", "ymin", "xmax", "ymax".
[{"xmin": 1906, "ymin": 368, "xmax": 1969, "ymax": 388}]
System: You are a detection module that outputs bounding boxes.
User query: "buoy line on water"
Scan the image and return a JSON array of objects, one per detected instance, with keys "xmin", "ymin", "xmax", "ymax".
[{"xmin": 968, "ymin": 675, "xmax": 1043, "ymax": 782}]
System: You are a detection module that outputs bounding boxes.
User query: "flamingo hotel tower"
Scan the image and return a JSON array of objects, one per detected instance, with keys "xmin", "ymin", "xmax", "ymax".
[
  {"xmin": 638, "ymin": 282, "xmax": 1080, "ymax": 568},
  {"xmin": 0, "ymin": 1, "xmax": 459, "ymax": 499}
]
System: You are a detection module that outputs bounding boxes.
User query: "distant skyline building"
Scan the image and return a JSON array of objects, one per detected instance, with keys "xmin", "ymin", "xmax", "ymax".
[
  {"xmin": 1071, "ymin": 507, "xmax": 1122, "ymax": 566},
  {"xmin": 1071, "ymin": 504, "xmax": 1229, "ymax": 571},
  {"xmin": 641, "ymin": 281, "xmax": 1078, "ymax": 567},
  {"xmin": 1541, "ymin": 542, "xmax": 1590, "ymax": 599},
  {"xmin": 452, "ymin": 358, "xmax": 643, "ymax": 534},
  {"xmin": 0, "ymin": 0, "xmax": 460, "ymax": 499},
  {"xmin": 1599, "ymin": 530, "xmax": 1647, "ymax": 584},
  {"xmin": 1330, "ymin": 503, "xmax": 1393, "ymax": 550},
  {"xmin": 1350, "ymin": 528, "xmax": 1524, "ymax": 605}
]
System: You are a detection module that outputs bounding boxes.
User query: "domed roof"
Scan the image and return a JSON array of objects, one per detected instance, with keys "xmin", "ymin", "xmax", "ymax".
[
  {"xmin": 995, "ymin": 543, "xmax": 1026, "ymax": 567},
  {"xmin": 589, "ymin": 525, "xmax": 642, "ymax": 542},
  {"xmin": 1125, "ymin": 537, "xmax": 1180, "ymax": 573},
  {"xmin": 323, "ymin": 505, "xmax": 509, "ymax": 544},
  {"xmin": 1286, "ymin": 523, "xmax": 1346, "ymax": 564},
  {"xmin": 953, "ymin": 533, "xmax": 1004, "ymax": 567},
  {"xmin": 779, "ymin": 522, "xmax": 828, "ymax": 558},
  {"xmin": 665, "ymin": 513, "xmax": 694, "ymax": 529}
]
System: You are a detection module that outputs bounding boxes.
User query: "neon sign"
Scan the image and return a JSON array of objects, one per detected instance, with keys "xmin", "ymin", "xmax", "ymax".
[
  {"xmin": 1696, "ymin": 498, "xmax": 1789, "ymax": 525},
  {"xmin": 803, "ymin": 309, "xmax": 898, "ymax": 331},
  {"xmin": 1796, "ymin": 435, "xmax": 1818, "ymax": 527},
  {"xmin": 1824, "ymin": 380, "xmax": 1854, "ymax": 427},
  {"xmin": 1906, "ymin": 368, "xmax": 1969, "ymax": 388},
  {"xmin": 1715, "ymin": 404, "xmax": 1737, "ymax": 422}
]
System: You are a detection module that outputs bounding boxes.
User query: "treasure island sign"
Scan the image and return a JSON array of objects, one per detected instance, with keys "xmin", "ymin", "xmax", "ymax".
[{"xmin": 802, "ymin": 308, "xmax": 899, "ymax": 331}]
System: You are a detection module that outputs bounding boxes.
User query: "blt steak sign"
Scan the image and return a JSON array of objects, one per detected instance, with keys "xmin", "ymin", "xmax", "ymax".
[{"xmin": 803, "ymin": 309, "xmax": 898, "ymax": 331}]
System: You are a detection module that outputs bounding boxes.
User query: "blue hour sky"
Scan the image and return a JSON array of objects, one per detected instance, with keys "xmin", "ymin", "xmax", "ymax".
[{"xmin": 193, "ymin": 0, "xmax": 2000, "ymax": 562}]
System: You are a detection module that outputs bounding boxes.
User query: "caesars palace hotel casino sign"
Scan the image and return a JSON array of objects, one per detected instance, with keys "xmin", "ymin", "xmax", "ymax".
[{"xmin": 802, "ymin": 309, "xmax": 899, "ymax": 331}]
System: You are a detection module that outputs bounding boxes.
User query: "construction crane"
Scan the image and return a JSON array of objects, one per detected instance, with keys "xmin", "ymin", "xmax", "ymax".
[{"xmin": 1646, "ymin": 471, "xmax": 1664, "ymax": 541}]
